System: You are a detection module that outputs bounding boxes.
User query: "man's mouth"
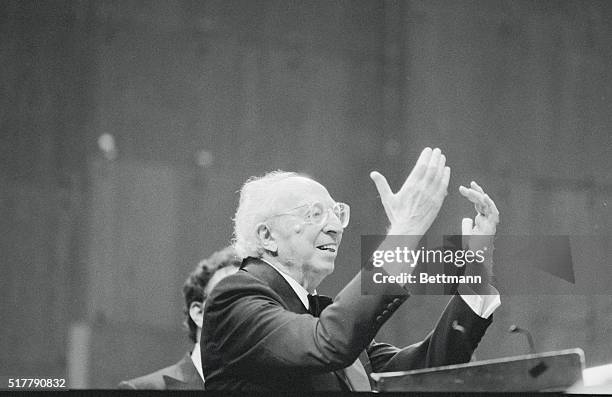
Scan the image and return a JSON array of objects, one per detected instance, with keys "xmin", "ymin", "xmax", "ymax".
[{"xmin": 316, "ymin": 243, "xmax": 337, "ymax": 253}]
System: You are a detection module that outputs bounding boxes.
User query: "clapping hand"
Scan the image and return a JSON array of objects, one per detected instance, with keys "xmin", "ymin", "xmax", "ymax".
[
  {"xmin": 459, "ymin": 181, "xmax": 500, "ymax": 238},
  {"xmin": 370, "ymin": 147, "xmax": 450, "ymax": 236},
  {"xmin": 460, "ymin": 181, "xmax": 500, "ymax": 292}
]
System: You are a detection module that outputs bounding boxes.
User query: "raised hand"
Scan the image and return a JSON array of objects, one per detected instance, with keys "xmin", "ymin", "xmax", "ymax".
[
  {"xmin": 369, "ymin": 147, "xmax": 450, "ymax": 236},
  {"xmin": 459, "ymin": 181, "xmax": 500, "ymax": 237},
  {"xmin": 459, "ymin": 182, "xmax": 499, "ymax": 293}
]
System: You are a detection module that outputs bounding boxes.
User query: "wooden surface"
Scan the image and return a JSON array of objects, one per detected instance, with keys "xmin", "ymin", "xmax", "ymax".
[{"xmin": 372, "ymin": 348, "xmax": 585, "ymax": 392}]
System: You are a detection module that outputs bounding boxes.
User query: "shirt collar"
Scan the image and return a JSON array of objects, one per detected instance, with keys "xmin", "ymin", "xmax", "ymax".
[
  {"xmin": 190, "ymin": 342, "xmax": 204, "ymax": 381},
  {"xmin": 260, "ymin": 258, "xmax": 315, "ymax": 310}
]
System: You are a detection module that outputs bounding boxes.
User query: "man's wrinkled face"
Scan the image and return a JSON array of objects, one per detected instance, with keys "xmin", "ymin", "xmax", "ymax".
[{"xmin": 268, "ymin": 177, "xmax": 344, "ymax": 281}]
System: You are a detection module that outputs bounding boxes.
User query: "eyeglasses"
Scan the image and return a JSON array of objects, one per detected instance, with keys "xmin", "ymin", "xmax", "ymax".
[{"xmin": 268, "ymin": 201, "xmax": 350, "ymax": 228}]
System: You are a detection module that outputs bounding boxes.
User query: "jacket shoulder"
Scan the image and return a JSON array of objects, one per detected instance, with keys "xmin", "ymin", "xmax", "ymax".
[{"xmin": 207, "ymin": 267, "xmax": 282, "ymax": 304}]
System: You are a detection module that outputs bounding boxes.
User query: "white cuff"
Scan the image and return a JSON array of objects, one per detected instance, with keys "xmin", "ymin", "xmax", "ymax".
[{"xmin": 458, "ymin": 285, "xmax": 501, "ymax": 318}]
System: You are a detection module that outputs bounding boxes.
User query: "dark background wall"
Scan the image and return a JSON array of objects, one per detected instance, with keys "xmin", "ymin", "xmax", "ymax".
[{"xmin": 1, "ymin": 0, "xmax": 611, "ymax": 388}]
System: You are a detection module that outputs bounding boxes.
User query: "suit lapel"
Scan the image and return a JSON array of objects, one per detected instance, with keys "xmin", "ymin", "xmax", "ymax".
[
  {"xmin": 241, "ymin": 257, "xmax": 309, "ymax": 315},
  {"xmin": 162, "ymin": 353, "xmax": 205, "ymax": 390}
]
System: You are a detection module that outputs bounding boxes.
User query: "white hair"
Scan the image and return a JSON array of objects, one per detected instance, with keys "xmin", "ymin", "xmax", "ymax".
[{"xmin": 233, "ymin": 170, "xmax": 303, "ymax": 258}]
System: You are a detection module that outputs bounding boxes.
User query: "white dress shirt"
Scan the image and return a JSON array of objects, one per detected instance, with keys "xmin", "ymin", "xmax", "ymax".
[
  {"xmin": 263, "ymin": 259, "xmax": 312, "ymax": 310},
  {"xmin": 191, "ymin": 342, "xmax": 204, "ymax": 381}
]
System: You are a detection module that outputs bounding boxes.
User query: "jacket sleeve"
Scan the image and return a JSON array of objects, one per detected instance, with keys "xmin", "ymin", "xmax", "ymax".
[
  {"xmin": 203, "ymin": 270, "xmax": 408, "ymax": 374},
  {"xmin": 368, "ymin": 294, "xmax": 493, "ymax": 373}
]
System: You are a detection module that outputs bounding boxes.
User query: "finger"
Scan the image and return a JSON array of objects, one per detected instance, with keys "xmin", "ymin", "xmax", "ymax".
[
  {"xmin": 462, "ymin": 218, "xmax": 473, "ymax": 236},
  {"xmin": 404, "ymin": 147, "xmax": 432, "ymax": 186},
  {"xmin": 483, "ymin": 194, "xmax": 499, "ymax": 214},
  {"xmin": 459, "ymin": 186, "xmax": 488, "ymax": 211},
  {"xmin": 416, "ymin": 147, "xmax": 433, "ymax": 167},
  {"xmin": 459, "ymin": 185, "xmax": 477, "ymax": 200},
  {"xmin": 434, "ymin": 154, "xmax": 446, "ymax": 183},
  {"xmin": 370, "ymin": 171, "xmax": 394, "ymax": 203},
  {"xmin": 470, "ymin": 181, "xmax": 484, "ymax": 194},
  {"xmin": 483, "ymin": 194, "xmax": 500, "ymax": 219},
  {"xmin": 459, "ymin": 186, "xmax": 484, "ymax": 203},
  {"xmin": 424, "ymin": 148, "xmax": 442, "ymax": 182},
  {"xmin": 469, "ymin": 182, "xmax": 498, "ymax": 217},
  {"xmin": 436, "ymin": 166, "xmax": 450, "ymax": 197},
  {"xmin": 401, "ymin": 147, "xmax": 432, "ymax": 192}
]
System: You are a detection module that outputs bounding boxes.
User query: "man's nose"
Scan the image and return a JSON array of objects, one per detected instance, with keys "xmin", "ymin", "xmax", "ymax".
[{"xmin": 323, "ymin": 211, "xmax": 344, "ymax": 234}]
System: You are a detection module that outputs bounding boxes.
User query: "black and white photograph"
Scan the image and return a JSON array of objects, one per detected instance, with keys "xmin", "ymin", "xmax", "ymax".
[{"xmin": 1, "ymin": 0, "xmax": 612, "ymax": 394}]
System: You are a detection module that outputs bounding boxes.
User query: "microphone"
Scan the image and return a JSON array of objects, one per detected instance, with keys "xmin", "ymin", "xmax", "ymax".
[
  {"xmin": 508, "ymin": 324, "xmax": 536, "ymax": 354},
  {"xmin": 509, "ymin": 325, "xmax": 550, "ymax": 378}
]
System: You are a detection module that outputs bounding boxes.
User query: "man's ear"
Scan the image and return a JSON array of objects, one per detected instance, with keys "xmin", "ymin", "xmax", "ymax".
[
  {"xmin": 189, "ymin": 301, "xmax": 203, "ymax": 329},
  {"xmin": 256, "ymin": 222, "xmax": 277, "ymax": 253}
]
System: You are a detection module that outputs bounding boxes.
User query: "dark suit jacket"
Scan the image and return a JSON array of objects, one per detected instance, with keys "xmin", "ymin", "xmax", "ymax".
[
  {"xmin": 118, "ymin": 352, "xmax": 205, "ymax": 390},
  {"xmin": 202, "ymin": 257, "xmax": 492, "ymax": 391}
]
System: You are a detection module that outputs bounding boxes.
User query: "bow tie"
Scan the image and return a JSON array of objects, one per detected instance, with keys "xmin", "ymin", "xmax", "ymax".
[{"xmin": 307, "ymin": 294, "xmax": 333, "ymax": 317}]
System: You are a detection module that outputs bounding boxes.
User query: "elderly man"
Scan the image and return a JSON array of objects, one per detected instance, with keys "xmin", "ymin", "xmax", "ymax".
[
  {"xmin": 119, "ymin": 247, "xmax": 240, "ymax": 390},
  {"xmin": 202, "ymin": 148, "xmax": 500, "ymax": 391}
]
